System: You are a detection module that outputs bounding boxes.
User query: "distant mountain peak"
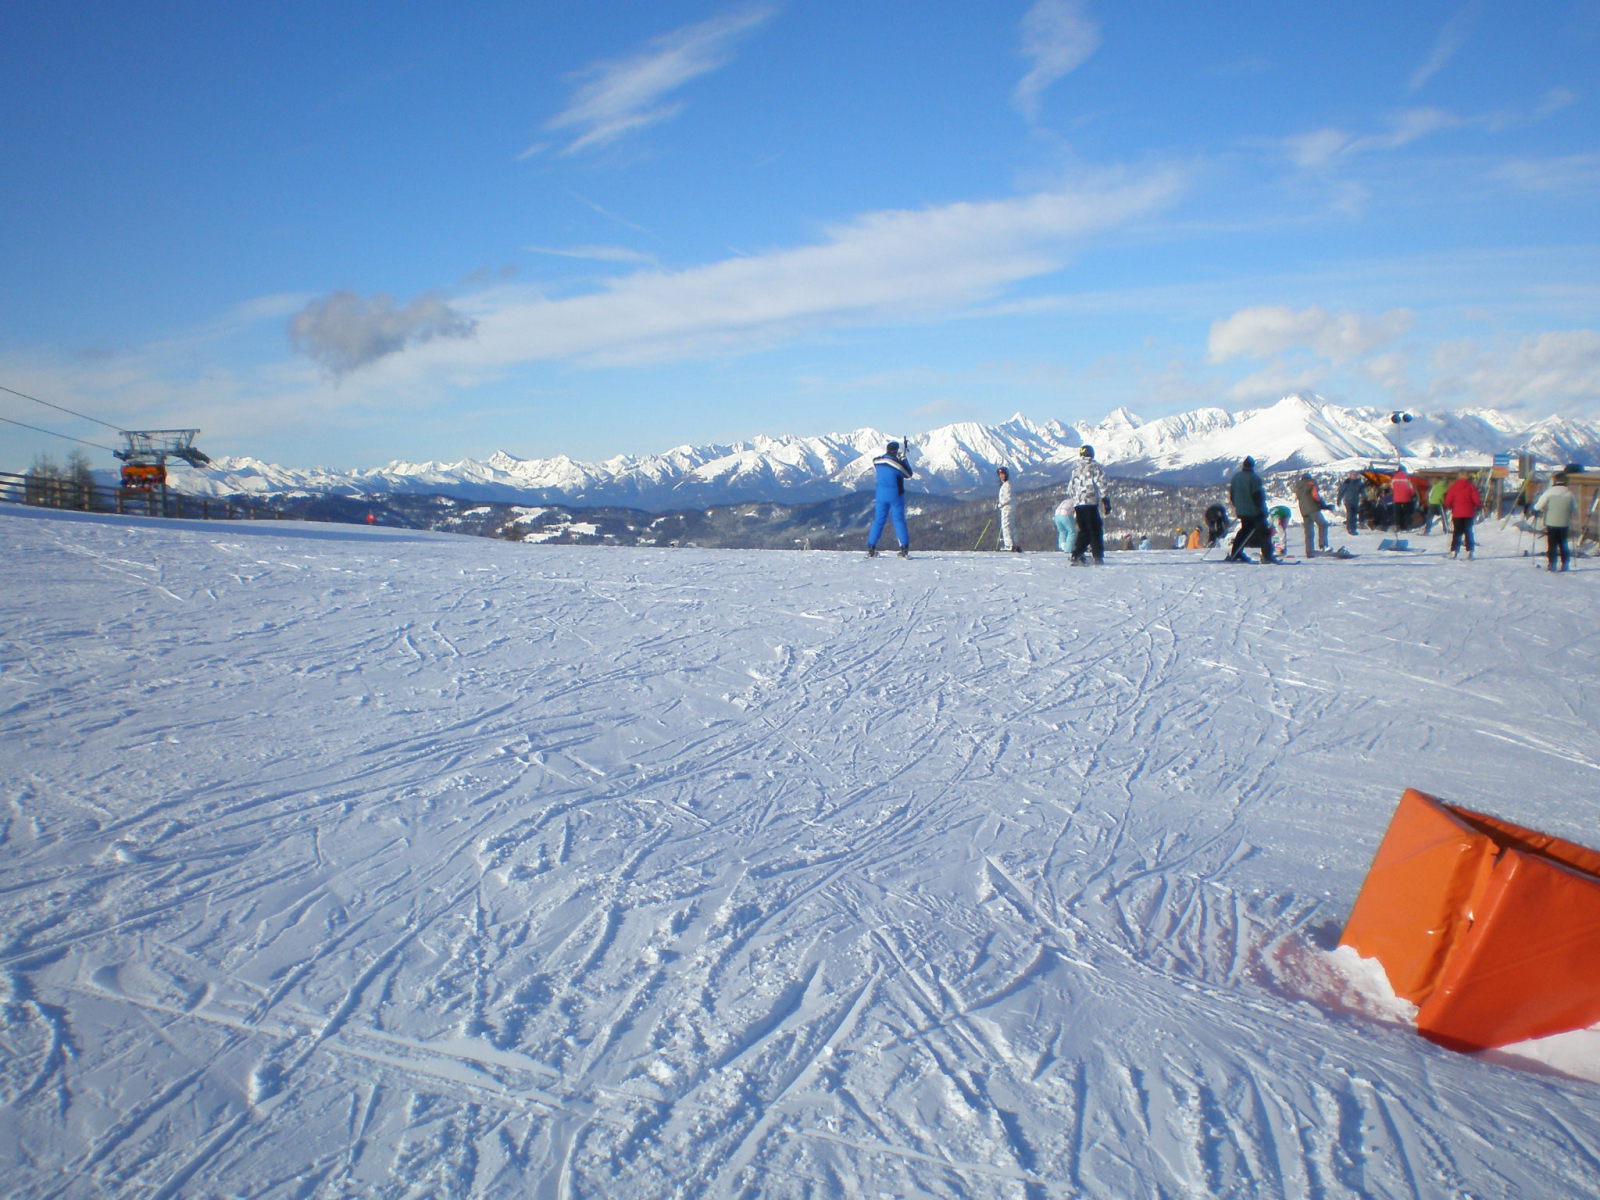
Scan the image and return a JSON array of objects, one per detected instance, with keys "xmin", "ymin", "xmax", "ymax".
[{"xmin": 192, "ymin": 397, "xmax": 1599, "ymax": 510}]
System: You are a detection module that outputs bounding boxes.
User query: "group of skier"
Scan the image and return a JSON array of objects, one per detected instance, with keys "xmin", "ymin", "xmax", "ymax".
[
  {"xmin": 995, "ymin": 445, "xmax": 1112, "ymax": 562},
  {"xmin": 865, "ymin": 440, "xmax": 1583, "ymax": 570},
  {"xmin": 865, "ymin": 440, "xmax": 1112, "ymax": 563}
]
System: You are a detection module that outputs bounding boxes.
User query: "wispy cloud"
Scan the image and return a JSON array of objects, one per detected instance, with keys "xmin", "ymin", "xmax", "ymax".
[
  {"xmin": 1488, "ymin": 86, "xmax": 1580, "ymax": 133},
  {"xmin": 1491, "ymin": 153, "xmax": 1600, "ymax": 195},
  {"xmin": 1013, "ymin": 0, "xmax": 1102, "ymax": 122},
  {"xmin": 464, "ymin": 169, "xmax": 1185, "ymax": 368},
  {"xmin": 1283, "ymin": 88, "xmax": 1577, "ymax": 172},
  {"xmin": 1409, "ymin": 1, "xmax": 1482, "ymax": 92},
  {"xmin": 148, "ymin": 170, "xmax": 1191, "ymax": 394},
  {"xmin": 1284, "ymin": 108, "xmax": 1462, "ymax": 168},
  {"xmin": 1209, "ymin": 305, "xmax": 1415, "ymax": 364},
  {"xmin": 531, "ymin": 4, "xmax": 777, "ymax": 157},
  {"xmin": 527, "ymin": 244, "xmax": 659, "ymax": 265}
]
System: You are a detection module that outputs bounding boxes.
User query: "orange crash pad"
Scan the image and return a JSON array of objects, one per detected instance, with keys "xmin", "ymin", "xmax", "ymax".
[{"xmin": 1340, "ymin": 788, "xmax": 1600, "ymax": 1052}]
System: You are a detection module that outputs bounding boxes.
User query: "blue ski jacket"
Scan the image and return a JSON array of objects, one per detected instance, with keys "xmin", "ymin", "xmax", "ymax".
[{"xmin": 873, "ymin": 453, "xmax": 913, "ymax": 497}]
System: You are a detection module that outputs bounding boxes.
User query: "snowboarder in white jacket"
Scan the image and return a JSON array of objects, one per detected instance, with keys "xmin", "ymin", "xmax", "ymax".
[
  {"xmin": 996, "ymin": 467, "xmax": 1020, "ymax": 551},
  {"xmin": 1066, "ymin": 446, "xmax": 1110, "ymax": 564},
  {"xmin": 1534, "ymin": 475, "xmax": 1578, "ymax": 571}
]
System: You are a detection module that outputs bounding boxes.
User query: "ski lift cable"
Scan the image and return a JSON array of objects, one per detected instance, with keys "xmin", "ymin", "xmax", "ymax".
[
  {"xmin": 0, "ymin": 412, "xmax": 118, "ymax": 454},
  {"xmin": 1, "ymin": 383, "xmax": 126, "ymax": 433},
  {"xmin": 3, "ymin": 383, "xmax": 213, "ymax": 468}
]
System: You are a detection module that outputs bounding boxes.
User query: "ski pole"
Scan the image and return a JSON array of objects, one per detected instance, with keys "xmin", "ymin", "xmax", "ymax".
[{"xmin": 974, "ymin": 519, "xmax": 992, "ymax": 551}]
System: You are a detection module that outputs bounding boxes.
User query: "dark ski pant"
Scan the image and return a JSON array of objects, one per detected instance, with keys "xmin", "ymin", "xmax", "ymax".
[
  {"xmin": 1344, "ymin": 503, "xmax": 1359, "ymax": 534},
  {"xmin": 1071, "ymin": 505, "xmax": 1104, "ymax": 562},
  {"xmin": 868, "ymin": 496, "xmax": 909, "ymax": 549},
  {"xmin": 1450, "ymin": 517, "xmax": 1475, "ymax": 555},
  {"xmin": 1229, "ymin": 513, "xmax": 1274, "ymax": 560},
  {"xmin": 1547, "ymin": 526, "xmax": 1571, "ymax": 570}
]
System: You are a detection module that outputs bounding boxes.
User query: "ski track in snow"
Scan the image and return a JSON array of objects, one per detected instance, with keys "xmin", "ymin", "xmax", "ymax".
[{"xmin": 3, "ymin": 506, "xmax": 1599, "ymax": 1198}]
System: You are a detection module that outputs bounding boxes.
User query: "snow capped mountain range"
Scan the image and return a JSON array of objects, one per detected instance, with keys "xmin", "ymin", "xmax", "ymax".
[{"xmin": 186, "ymin": 395, "xmax": 1600, "ymax": 510}]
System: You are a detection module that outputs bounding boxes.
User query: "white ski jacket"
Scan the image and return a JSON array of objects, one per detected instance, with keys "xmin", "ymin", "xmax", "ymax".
[{"xmin": 1535, "ymin": 483, "xmax": 1577, "ymax": 528}]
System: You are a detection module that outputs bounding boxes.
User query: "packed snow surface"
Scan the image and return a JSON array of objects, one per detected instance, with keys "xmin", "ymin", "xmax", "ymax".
[{"xmin": 3, "ymin": 504, "xmax": 1598, "ymax": 1199}]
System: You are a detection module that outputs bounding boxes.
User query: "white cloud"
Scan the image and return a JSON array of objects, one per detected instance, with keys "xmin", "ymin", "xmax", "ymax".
[
  {"xmin": 1285, "ymin": 87, "xmax": 1576, "ymax": 173},
  {"xmin": 1359, "ymin": 107, "xmax": 1462, "ymax": 152},
  {"xmin": 534, "ymin": 4, "xmax": 777, "ymax": 156},
  {"xmin": 1286, "ymin": 108, "xmax": 1462, "ymax": 168},
  {"xmin": 1492, "ymin": 154, "xmax": 1600, "ymax": 196},
  {"xmin": 2, "ymin": 169, "xmax": 1190, "ymax": 457},
  {"xmin": 1361, "ymin": 350, "xmax": 1416, "ymax": 398},
  {"xmin": 445, "ymin": 169, "xmax": 1187, "ymax": 369},
  {"xmin": 1013, "ymin": 0, "xmax": 1102, "ymax": 122},
  {"xmin": 1409, "ymin": 1, "xmax": 1482, "ymax": 92},
  {"xmin": 1284, "ymin": 128, "xmax": 1355, "ymax": 170},
  {"xmin": 526, "ymin": 244, "xmax": 659, "ymax": 265},
  {"xmin": 1208, "ymin": 305, "xmax": 1415, "ymax": 364},
  {"xmin": 1225, "ymin": 364, "xmax": 1327, "ymax": 405},
  {"xmin": 1445, "ymin": 330, "xmax": 1600, "ymax": 411}
]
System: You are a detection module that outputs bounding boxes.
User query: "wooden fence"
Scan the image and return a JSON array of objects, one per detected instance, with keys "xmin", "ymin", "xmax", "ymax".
[{"xmin": 0, "ymin": 471, "xmax": 273, "ymax": 522}]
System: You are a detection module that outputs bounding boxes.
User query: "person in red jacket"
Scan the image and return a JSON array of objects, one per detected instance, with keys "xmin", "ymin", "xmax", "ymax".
[
  {"xmin": 1391, "ymin": 468, "xmax": 1418, "ymax": 531},
  {"xmin": 1443, "ymin": 471, "xmax": 1482, "ymax": 560}
]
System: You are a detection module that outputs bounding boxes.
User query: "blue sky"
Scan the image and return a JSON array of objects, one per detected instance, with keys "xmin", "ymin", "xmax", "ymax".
[{"xmin": 3, "ymin": 1, "xmax": 1597, "ymax": 475}]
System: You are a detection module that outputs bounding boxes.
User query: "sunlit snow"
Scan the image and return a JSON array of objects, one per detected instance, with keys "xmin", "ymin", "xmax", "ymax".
[{"xmin": 3, "ymin": 504, "xmax": 1598, "ymax": 1198}]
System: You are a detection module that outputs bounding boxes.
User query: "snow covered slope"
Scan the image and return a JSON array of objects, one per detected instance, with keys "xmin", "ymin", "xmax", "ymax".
[
  {"xmin": 182, "ymin": 397, "xmax": 1600, "ymax": 509},
  {"xmin": 3, "ymin": 505, "xmax": 1599, "ymax": 1198}
]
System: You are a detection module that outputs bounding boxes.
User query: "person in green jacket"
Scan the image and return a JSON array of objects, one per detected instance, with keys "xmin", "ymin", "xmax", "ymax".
[{"xmin": 1422, "ymin": 475, "xmax": 1449, "ymax": 534}]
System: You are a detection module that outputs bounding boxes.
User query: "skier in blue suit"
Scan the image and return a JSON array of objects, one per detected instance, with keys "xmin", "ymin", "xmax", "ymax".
[{"xmin": 866, "ymin": 440, "xmax": 914, "ymax": 557}]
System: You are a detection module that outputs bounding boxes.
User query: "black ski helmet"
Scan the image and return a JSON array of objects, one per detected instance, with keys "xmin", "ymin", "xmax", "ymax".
[{"xmin": 1080, "ymin": 444, "xmax": 1095, "ymax": 459}]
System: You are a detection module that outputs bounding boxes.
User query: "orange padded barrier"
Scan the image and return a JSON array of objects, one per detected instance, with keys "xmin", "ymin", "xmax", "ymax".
[{"xmin": 1340, "ymin": 788, "xmax": 1600, "ymax": 1052}]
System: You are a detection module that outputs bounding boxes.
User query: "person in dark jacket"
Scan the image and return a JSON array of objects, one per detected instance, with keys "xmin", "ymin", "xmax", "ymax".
[
  {"xmin": 1226, "ymin": 457, "xmax": 1280, "ymax": 563},
  {"xmin": 1336, "ymin": 472, "xmax": 1364, "ymax": 535},
  {"xmin": 1203, "ymin": 503, "xmax": 1230, "ymax": 547},
  {"xmin": 866, "ymin": 440, "xmax": 913, "ymax": 557}
]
